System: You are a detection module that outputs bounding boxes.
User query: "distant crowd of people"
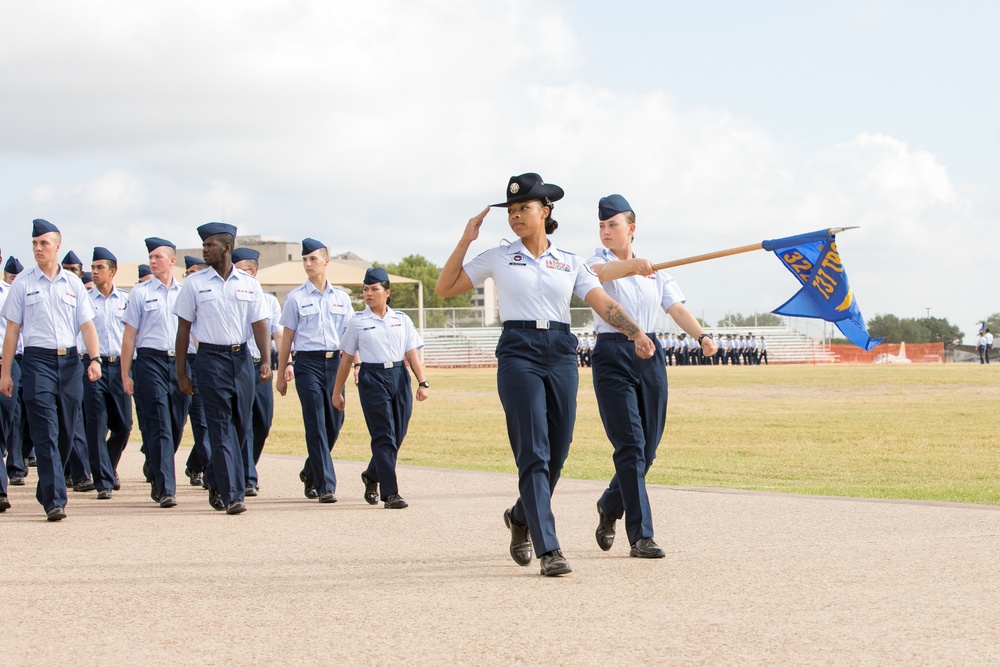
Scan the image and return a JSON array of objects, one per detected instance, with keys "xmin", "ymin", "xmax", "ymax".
[{"xmin": 577, "ymin": 332, "xmax": 768, "ymax": 366}]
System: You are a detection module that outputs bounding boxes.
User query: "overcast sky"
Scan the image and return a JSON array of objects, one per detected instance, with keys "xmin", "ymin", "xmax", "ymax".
[{"xmin": 1, "ymin": 0, "xmax": 996, "ymax": 340}]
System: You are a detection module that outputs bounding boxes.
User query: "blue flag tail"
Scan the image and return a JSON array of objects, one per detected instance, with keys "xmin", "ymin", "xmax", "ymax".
[{"xmin": 762, "ymin": 229, "xmax": 884, "ymax": 351}]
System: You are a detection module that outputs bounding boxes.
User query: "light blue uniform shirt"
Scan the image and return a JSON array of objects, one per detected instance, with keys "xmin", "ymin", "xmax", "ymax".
[
  {"xmin": 585, "ymin": 247, "xmax": 685, "ymax": 335},
  {"xmin": 463, "ymin": 239, "xmax": 600, "ymax": 324},
  {"xmin": 123, "ymin": 275, "xmax": 184, "ymax": 352},
  {"xmin": 247, "ymin": 291, "xmax": 281, "ymax": 359},
  {"xmin": 278, "ymin": 280, "xmax": 353, "ymax": 352},
  {"xmin": 0, "ymin": 267, "xmax": 95, "ymax": 349},
  {"xmin": 89, "ymin": 286, "xmax": 129, "ymax": 357},
  {"xmin": 339, "ymin": 307, "xmax": 423, "ymax": 364},
  {"xmin": 173, "ymin": 266, "xmax": 266, "ymax": 346}
]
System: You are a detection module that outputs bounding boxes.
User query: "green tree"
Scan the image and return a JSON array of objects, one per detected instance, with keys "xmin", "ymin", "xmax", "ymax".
[
  {"xmin": 867, "ymin": 313, "xmax": 962, "ymax": 344},
  {"xmin": 983, "ymin": 313, "xmax": 1000, "ymax": 335},
  {"xmin": 357, "ymin": 255, "xmax": 474, "ymax": 327},
  {"xmin": 717, "ymin": 312, "xmax": 782, "ymax": 328}
]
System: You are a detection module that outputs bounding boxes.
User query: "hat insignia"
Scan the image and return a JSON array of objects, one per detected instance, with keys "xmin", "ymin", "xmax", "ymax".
[{"xmin": 509, "ymin": 182, "xmax": 520, "ymax": 194}]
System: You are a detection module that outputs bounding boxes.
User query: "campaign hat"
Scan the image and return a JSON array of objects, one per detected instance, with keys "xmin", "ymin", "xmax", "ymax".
[{"xmin": 490, "ymin": 173, "xmax": 564, "ymax": 208}]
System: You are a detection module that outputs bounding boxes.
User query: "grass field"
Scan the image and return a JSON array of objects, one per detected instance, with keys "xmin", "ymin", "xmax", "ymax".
[{"xmin": 257, "ymin": 364, "xmax": 1000, "ymax": 505}]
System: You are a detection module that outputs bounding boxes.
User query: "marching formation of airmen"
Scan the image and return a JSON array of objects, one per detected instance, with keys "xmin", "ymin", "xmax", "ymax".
[
  {"xmin": 579, "ymin": 331, "xmax": 769, "ymax": 366},
  {"xmin": 0, "ymin": 219, "xmax": 425, "ymax": 520}
]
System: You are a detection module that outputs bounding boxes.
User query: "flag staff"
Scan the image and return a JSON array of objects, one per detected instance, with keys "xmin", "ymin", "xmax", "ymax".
[{"xmin": 651, "ymin": 226, "xmax": 858, "ymax": 271}]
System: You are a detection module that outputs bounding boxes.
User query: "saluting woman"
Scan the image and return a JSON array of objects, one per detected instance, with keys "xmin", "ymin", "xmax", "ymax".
[
  {"xmin": 332, "ymin": 267, "xmax": 429, "ymax": 509},
  {"xmin": 587, "ymin": 194, "xmax": 717, "ymax": 559},
  {"xmin": 436, "ymin": 173, "xmax": 655, "ymax": 577}
]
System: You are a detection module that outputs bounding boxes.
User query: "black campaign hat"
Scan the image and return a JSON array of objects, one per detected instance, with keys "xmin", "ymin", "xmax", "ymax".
[{"xmin": 490, "ymin": 173, "xmax": 564, "ymax": 208}]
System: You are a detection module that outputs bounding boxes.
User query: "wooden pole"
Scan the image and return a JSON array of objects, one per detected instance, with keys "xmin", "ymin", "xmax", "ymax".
[{"xmin": 651, "ymin": 242, "xmax": 763, "ymax": 271}]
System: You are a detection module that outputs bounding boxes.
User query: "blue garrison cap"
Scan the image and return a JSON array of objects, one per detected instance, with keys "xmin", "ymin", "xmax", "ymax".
[
  {"xmin": 231, "ymin": 247, "xmax": 260, "ymax": 263},
  {"xmin": 4, "ymin": 256, "xmax": 23, "ymax": 274},
  {"xmin": 302, "ymin": 238, "xmax": 326, "ymax": 256},
  {"xmin": 138, "ymin": 264, "xmax": 151, "ymax": 279},
  {"xmin": 197, "ymin": 222, "xmax": 237, "ymax": 241},
  {"xmin": 598, "ymin": 194, "xmax": 633, "ymax": 221},
  {"xmin": 363, "ymin": 267, "xmax": 389, "ymax": 285},
  {"xmin": 184, "ymin": 255, "xmax": 204, "ymax": 270},
  {"xmin": 82, "ymin": 272, "xmax": 93, "ymax": 284},
  {"xmin": 144, "ymin": 237, "xmax": 176, "ymax": 253},
  {"xmin": 92, "ymin": 246, "xmax": 117, "ymax": 263},
  {"xmin": 62, "ymin": 250, "xmax": 83, "ymax": 266},
  {"xmin": 32, "ymin": 218, "xmax": 59, "ymax": 237}
]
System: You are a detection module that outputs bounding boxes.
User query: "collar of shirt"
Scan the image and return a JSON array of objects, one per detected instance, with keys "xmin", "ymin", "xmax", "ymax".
[
  {"xmin": 147, "ymin": 274, "xmax": 181, "ymax": 293},
  {"xmin": 303, "ymin": 279, "xmax": 337, "ymax": 297},
  {"xmin": 359, "ymin": 306, "xmax": 398, "ymax": 321},
  {"xmin": 90, "ymin": 286, "xmax": 127, "ymax": 302},
  {"xmin": 506, "ymin": 238, "xmax": 566, "ymax": 263}
]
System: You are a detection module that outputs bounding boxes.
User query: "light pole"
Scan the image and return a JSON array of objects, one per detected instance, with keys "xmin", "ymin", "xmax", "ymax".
[{"xmin": 925, "ymin": 307, "xmax": 931, "ymax": 318}]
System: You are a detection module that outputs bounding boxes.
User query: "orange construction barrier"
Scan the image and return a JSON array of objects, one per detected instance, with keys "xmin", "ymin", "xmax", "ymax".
[{"xmin": 827, "ymin": 342, "xmax": 944, "ymax": 364}]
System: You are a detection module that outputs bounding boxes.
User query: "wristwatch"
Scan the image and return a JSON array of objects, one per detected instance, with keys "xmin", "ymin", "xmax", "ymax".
[
  {"xmin": 418, "ymin": 381, "xmax": 430, "ymax": 388},
  {"xmin": 698, "ymin": 333, "xmax": 712, "ymax": 345},
  {"xmin": 90, "ymin": 357, "xmax": 102, "ymax": 365}
]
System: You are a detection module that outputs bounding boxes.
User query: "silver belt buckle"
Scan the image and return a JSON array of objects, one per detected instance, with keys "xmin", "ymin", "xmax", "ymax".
[
  {"xmin": 535, "ymin": 320, "xmax": 550, "ymax": 330},
  {"xmin": 324, "ymin": 351, "xmax": 333, "ymax": 359},
  {"xmin": 230, "ymin": 345, "xmax": 242, "ymax": 353},
  {"xmin": 167, "ymin": 350, "xmax": 176, "ymax": 357},
  {"xmin": 382, "ymin": 361, "xmax": 393, "ymax": 369}
]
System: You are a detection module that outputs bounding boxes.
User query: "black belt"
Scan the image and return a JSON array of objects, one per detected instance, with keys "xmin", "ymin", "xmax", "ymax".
[
  {"xmin": 502, "ymin": 320, "xmax": 570, "ymax": 332},
  {"xmin": 295, "ymin": 350, "xmax": 341, "ymax": 359},
  {"xmin": 137, "ymin": 348, "xmax": 176, "ymax": 357},
  {"xmin": 596, "ymin": 332, "xmax": 656, "ymax": 342},
  {"xmin": 25, "ymin": 346, "xmax": 78, "ymax": 356},
  {"xmin": 199, "ymin": 343, "xmax": 247, "ymax": 354},
  {"xmin": 360, "ymin": 361, "xmax": 404, "ymax": 369}
]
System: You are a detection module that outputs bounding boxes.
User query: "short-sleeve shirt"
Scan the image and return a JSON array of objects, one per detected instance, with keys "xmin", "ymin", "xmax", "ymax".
[
  {"xmin": 123, "ymin": 275, "xmax": 184, "ymax": 352},
  {"xmin": 247, "ymin": 291, "xmax": 282, "ymax": 358},
  {"xmin": 279, "ymin": 280, "xmax": 353, "ymax": 352},
  {"xmin": 89, "ymin": 286, "xmax": 129, "ymax": 357},
  {"xmin": 173, "ymin": 266, "xmax": 266, "ymax": 346},
  {"xmin": 585, "ymin": 247, "xmax": 685, "ymax": 334},
  {"xmin": 463, "ymin": 239, "xmax": 600, "ymax": 324},
  {"xmin": 0, "ymin": 267, "xmax": 96, "ymax": 349},
  {"xmin": 339, "ymin": 307, "xmax": 423, "ymax": 364}
]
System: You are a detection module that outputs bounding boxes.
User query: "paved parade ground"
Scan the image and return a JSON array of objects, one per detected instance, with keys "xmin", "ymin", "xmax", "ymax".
[{"xmin": 2, "ymin": 447, "xmax": 998, "ymax": 666}]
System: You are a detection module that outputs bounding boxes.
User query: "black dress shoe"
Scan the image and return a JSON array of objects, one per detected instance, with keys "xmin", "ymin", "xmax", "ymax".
[
  {"xmin": 226, "ymin": 500, "xmax": 247, "ymax": 515},
  {"xmin": 113, "ymin": 474, "xmax": 121, "ymax": 491},
  {"xmin": 185, "ymin": 467, "xmax": 203, "ymax": 486},
  {"xmin": 46, "ymin": 506, "xmax": 67, "ymax": 522},
  {"xmin": 299, "ymin": 472, "xmax": 318, "ymax": 499},
  {"xmin": 150, "ymin": 483, "xmax": 159, "ymax": 502},
  {"xmin": 27, "ymin": 457, "xmax": 37, "ymax": 467},
  {"xmin": 73, "ymin": 479, "xmax": 96, "ymax": 492},
  {"xmin": 10, "ymin": 475, "xmax": 25, "ymax": 486},
  {"xmin": 159, "ymin": 495, "xmax": 177, "ymax": 508},
  {"xmin": 383, "ymin": 494, "xmax": 408, "ymax": 509},
  {"xmin": 595, "ymin": 503, "xmax": 616, "ymax": 551},
  {"xmin": 361, "ymin": 473, "xmax": 378, "ymax": 505},
  {"xmin": 539, "ymin": 549, "xmax": 572, "ymax": 576},
  {"xmin": 208, "ymin": 490, "xmax": 225, "ymax": 511},
  {"xmin": 142, "ymin": 462, "xmax": 152, "ymax": 483},
  {"xmin": 629, "ymin": 537, "xmax": 665, "ymax": 559},
  {"xmin": 245, "ymin": 485, "xmax": 258, "ymax": 497},
  {"xmin": 0, "ymin": 495, "xmax": 10, "ymax": 512},
  {"xmin": 97, "ymin": 489, "xmax": 112, "ymax": 500},
  {"xmin": 503, "ymin": 507, "xmax": 532, "ymax": 566},
  {"xmin": 318, "ymin": 491, "xmax": 337, "ymax": 504}
]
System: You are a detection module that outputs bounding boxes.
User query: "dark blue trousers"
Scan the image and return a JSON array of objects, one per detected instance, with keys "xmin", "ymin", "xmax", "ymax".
[
  {"xmin": 243, "ymin": 359, "xmax": 274, "ymax": 489},
  {"xmin": 1, "ymin": 358, "xmax": 21, "ymax": 484},
  {"xmin": 65, "ymin": 359, "xmax": 93, "ymax": 484},
  {"xmin": 592, "ymin": 335, "xmax": 667, "ymax": 545},
  {"xmin": 21, "ymin": 348, "xmax": 83, "ymax": 512},
  {"xmin": 295, "ymin": 353, "xmax": 343, "ymax": 495},
  {"xmin": 83, "ymin": 358, "xmax": 133, "ymax": 492},
  {"xmin": 496, "ymin": 328, "xmax": 578, "ymax": 557},
  {"xmin": 134, "ymin": 350, "xmax": 191, "ymax": 499},
  {"xmin": 198, "ymin": 347, "xmax": 253, "ymax": 507},
  {"xmin": 359, "ymin": 364, "xmax": 410, "ymax": 500},
  {"xmin": 183, "ymin": 354, "xmax": 210, "ymax": 475}
]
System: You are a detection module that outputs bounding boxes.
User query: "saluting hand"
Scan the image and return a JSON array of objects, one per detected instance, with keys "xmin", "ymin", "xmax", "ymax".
[
  {"xmin": 633, "ymin": 332, "xmax": 656, "ymax": 359},
  {"xmin": 463, "ymin": 207, "xmax": 490, "ymax": 243}
]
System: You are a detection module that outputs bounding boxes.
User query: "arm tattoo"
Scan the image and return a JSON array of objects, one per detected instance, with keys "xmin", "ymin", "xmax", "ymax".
[{"xmin": 603, "ymin": 303, "xmax": 640, "ymax": 338}]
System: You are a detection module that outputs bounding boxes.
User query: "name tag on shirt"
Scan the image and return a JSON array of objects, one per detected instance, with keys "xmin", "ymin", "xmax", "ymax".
[
  {"xmin": 25, "ymin": 291, "xmax": 42, "ymax": 306},
  {"xmin": 299, "ymin": 301, "xmax": 318, "ymax": 316},
  {"xmin": 144, "ymin": 298, "xmax": 161, "ymax": 311},
  {"xmin": 196, "ymin": 289, "xmax": 216, "ymax": 303}
]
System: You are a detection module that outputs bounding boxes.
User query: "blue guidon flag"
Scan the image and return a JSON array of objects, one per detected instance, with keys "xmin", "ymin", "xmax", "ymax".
[{"xmin": 762, "ymin": 228, "xmax": 884, "ymax": 351}]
